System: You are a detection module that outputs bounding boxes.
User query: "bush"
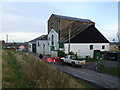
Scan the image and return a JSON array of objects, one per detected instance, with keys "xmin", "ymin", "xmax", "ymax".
[
  {"xmin": 58, "ymin": 50, "xmax": 66, "ymax": 57},
  {"xmin": 68, "ymin": 51, "xmax": 74, "ymax": 55},
  {"xmin": 69, "ymin": 51, "xmax": 78, "ymax": 59}
]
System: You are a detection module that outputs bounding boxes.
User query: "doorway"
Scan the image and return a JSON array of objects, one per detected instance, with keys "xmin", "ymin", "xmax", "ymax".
[{"xmin": 32, "ymin": 43, "xmax": 36, "ymax": 53}]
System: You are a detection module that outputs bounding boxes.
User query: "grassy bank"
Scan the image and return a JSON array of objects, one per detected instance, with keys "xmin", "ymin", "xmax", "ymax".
[
  {"xmin": 2, "ymin": 50, "xmax": 35, "ymax": 88},
  {"xmin": 2, "ymin": 50, "xmax": 98, "ymax": 88}
]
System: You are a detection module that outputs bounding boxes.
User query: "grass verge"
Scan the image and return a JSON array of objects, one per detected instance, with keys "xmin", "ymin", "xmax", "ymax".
[
  {"xmin": 2, "ymin": 50, "xmax": 35, "ymax": 88},
  {"xmin": 97, "ymin": 66, "xmax": 120, "ymax": 76}
]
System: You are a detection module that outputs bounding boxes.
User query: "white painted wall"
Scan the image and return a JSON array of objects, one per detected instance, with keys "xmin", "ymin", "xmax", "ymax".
[
  {"xmin": 48, "ymin": 29, "xmax": 59, "ymax": 55},
  {"xmin": 36, "ymin": 40, "xmax": 49, "ymax": 55},
  {"xmin": 28, "ymin": 42, "xmax": 36, "ymax": 52},
  {"xmin": 64, "ymin": 43, "xmax": 110, "ymax": 58}
]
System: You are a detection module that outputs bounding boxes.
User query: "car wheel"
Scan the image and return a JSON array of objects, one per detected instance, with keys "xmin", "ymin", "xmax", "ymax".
[
  {"xmin": 71, "ymin": 62, "xmax": 75, "ymax": 67},
  {"xmin": 61, "ymin": 59, "xmax": 65, "ymax": 64}
]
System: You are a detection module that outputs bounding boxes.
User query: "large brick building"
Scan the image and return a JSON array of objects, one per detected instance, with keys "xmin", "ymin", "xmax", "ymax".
[{"xmin": 48, "ymin": 14, "xmax": 95, "ymax": 40}]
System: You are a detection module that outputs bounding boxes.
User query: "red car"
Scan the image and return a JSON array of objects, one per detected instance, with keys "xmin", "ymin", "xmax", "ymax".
[{"xmin": 44, "ymin": 57, "xmax": 61, "ymax": 63}]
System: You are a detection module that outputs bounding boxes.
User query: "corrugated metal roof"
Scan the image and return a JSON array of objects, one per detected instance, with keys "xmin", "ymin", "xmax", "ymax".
[
  {"xmin": 53, "ymin": 14, "xmax": 94, "ymax": 23},
  {"xmin": 29, "ymin": 35, "xmax": 48, "ymax": 42}
]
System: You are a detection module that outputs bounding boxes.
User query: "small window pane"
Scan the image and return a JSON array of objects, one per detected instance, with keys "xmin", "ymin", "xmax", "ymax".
[
  {"xmin": 102, "ymin": 45, "xmax": 105, "ymax": 49},
  {"xmin": 90, "ymin": 45, "xmax": 93, "ymax": 50},
  {"xmin": 51, "ymin": 35, "xmax": 54, "ymax": 46},
  {"xmin": 38, "ymin": 42, "xmax": 40, "ymax": 47}
]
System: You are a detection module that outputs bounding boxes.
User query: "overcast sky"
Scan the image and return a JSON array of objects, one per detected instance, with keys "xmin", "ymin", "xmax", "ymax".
[{"xmin": 0, "ymin": 1, "xmax": 118, "ymax": 42}]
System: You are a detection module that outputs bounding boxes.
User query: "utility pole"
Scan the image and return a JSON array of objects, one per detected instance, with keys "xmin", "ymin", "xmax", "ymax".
[
  {"xmin": 68, "ymin": 25, "xmax": 72, "ymax": 54},
  {"xmin": 6, "ymin": 34, "xmax": 8, "ymax": 43},
  {"xmin": 58, "ymin": 19, "xmax": 61, "ymax": 40}
]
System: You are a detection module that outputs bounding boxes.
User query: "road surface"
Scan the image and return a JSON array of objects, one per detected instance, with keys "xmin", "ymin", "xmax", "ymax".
[
  {"xmin": 31, "ymin": 53, "xmax": 119, "ymax": 89},
  {"xmin": 53, "ymin": 63, "xmax": 119, "ymax": 88}
]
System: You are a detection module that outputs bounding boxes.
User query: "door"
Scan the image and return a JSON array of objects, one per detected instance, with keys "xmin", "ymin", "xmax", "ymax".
[
  {"xmin": 32, "ymin": 43, "xmax": 36, "ymax": 53},
  {"xmin": 65, "ymin": 56, "xmax": 69, "ymax": 63},
  {"xmin": 94, "ymin": 50, "xmax": 102, "ymax": 59}
]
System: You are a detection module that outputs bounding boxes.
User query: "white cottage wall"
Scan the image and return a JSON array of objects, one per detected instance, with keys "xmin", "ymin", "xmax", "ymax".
[
  {"xmin": 36, "ymin": 40, "xmax": 49, "ymax": 55},
  {"xmin": 28, "ymin": 42, "xmax": 33, "ymax": 52},
  {"xmin": 48, "ymin": 29, "xmax": 59, "ymax": 56},
  {"xmin": 64, "ymin": 43, "xmax": 109, "ymax": 58}
]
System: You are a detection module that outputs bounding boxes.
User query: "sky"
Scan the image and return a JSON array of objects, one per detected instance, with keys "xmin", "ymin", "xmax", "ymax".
[{"xmin": 0, "ymin": 1, "xmax": 118, "ymax": 42}]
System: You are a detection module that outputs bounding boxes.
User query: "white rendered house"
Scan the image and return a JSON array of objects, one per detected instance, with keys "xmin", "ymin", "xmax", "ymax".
[{"xmin": 61, "ymin": 25, "xmax": 110, "ymax": 58}]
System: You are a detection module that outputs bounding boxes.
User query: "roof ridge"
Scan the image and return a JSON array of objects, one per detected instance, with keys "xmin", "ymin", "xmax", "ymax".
[
  {"xmin": 29, "ymin": 34, "xmax": 48, "ymax": 42},
  {"xmin": 53, "ymin": 14, "xmax": 94, "ymax": 23}
]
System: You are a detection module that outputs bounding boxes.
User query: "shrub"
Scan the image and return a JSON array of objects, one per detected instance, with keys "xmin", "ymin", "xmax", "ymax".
[
  {"xmin": 58, "ymin": 50, "xmax": 66, "ymax": 57},
  {"xmin": 68, "ymin": 51, "xmax": 74, "ymax": 55},
  {"xmin": 69, "ymin": 51, "xmax": 78, "ymax": 59}
]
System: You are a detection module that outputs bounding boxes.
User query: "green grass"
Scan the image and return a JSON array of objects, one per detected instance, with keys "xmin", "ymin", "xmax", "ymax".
[
  {"xmin": 2, "ymin": 50, "xmax": 100, "ymax": 88},
  {"xmin": 2, "ymin": 50, "xmax": 35, "ymax": 88},
  {"xmin": 97, "ymin": 66, "xmax": 120, "ymax": 76},
  {"xmin": 80, "ymin": 58, "xmax": 102, "ymax": 63}
]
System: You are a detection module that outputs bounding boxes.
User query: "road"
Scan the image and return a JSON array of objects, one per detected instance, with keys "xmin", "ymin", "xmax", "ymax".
[
  {"xmin": 53, "ymin": 63, "xmax": 119, "ymax": 88},
  {"xmin": 32, "ymin": 53, "xmax": 119, "ymax": 89}
]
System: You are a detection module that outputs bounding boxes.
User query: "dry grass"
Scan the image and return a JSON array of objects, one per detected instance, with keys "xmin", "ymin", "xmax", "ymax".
[
  {"xmin": 3, "ymin": 50, "xmax": 97, "ymax": 88},
  {"xmin": 15, "ymin": 52, "xmax": 84, "ymax": 88},
  {"xmin": 2, "ymin": 50, "xmax": 15, "ymax": 88}
]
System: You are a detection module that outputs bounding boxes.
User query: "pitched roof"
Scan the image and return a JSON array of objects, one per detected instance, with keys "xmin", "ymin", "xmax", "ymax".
[
  {"xmin": 29, "ymin": 35, "xmax": 48, "ymax": 42},
  {"xmin": 60, "ymin": 25, "xmax": 109, "ymax": 43},
  {"xmin": 59, "ymin": 24, "xmax": 90, "ymax": 43},
  {"xmin": 53, "ymin": 14, "xmax": 94, "ymax": 23}
]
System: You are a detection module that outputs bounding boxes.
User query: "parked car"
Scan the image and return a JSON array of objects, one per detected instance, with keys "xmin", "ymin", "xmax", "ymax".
[
  {"xmin": 44, "ymin": 57, "xmax": 61, "ymax": 63},
  {"xmin": 61, "ymin": 55, "xmax": 86, "ymax": 67}
]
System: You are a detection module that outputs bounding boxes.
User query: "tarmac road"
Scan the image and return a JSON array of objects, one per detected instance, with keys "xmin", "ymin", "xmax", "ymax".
[
  {"xmin": 31, "ymin": 53, "xmax": 119, "ymax": 89},
  {"xmin": 53, "ymin": 63, "xmax": 119, "ymax": 89}
]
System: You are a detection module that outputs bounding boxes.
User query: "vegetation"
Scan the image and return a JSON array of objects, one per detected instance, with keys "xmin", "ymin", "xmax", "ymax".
[
  {"xmin": 97, "ymin": 66, "xmax": 120, "ymax": 76},
  {"xmin": 68, "ymin": 51, "xmax": 75, "ymax": 55},
  {"xmin": 2, "ymin": 50, "xmax": 97, "ymax": 88},
  {"xmin": 58, "ymin": 50, "xmax": 66, "ymax": 57},
  {"xmin": 2, "ymin": 50, "xmax": 35, "ymax": 88}
]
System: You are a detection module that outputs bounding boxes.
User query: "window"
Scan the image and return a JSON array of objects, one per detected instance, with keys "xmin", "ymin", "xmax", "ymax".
[
  {"xmin": 90, "ymin": 45, "xmax": 93, "ymax": 50},
  {"xmin": 51, "ymin": 35, "xmax": 54, "ymax": 46},
  {"xmin": 59, "ymin": 43, "xmax": 64, "ymax": 48},
  {"xmin": 51, "ymin": 46, "xmax": 54, "ymax": 51},
  {"xmin": 38, "ymin": 42, "xmax": 40, "ymax": 47},
  {"xmin": 102, "ymin": 45, "xmax": 105, "ymax": 49}
]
